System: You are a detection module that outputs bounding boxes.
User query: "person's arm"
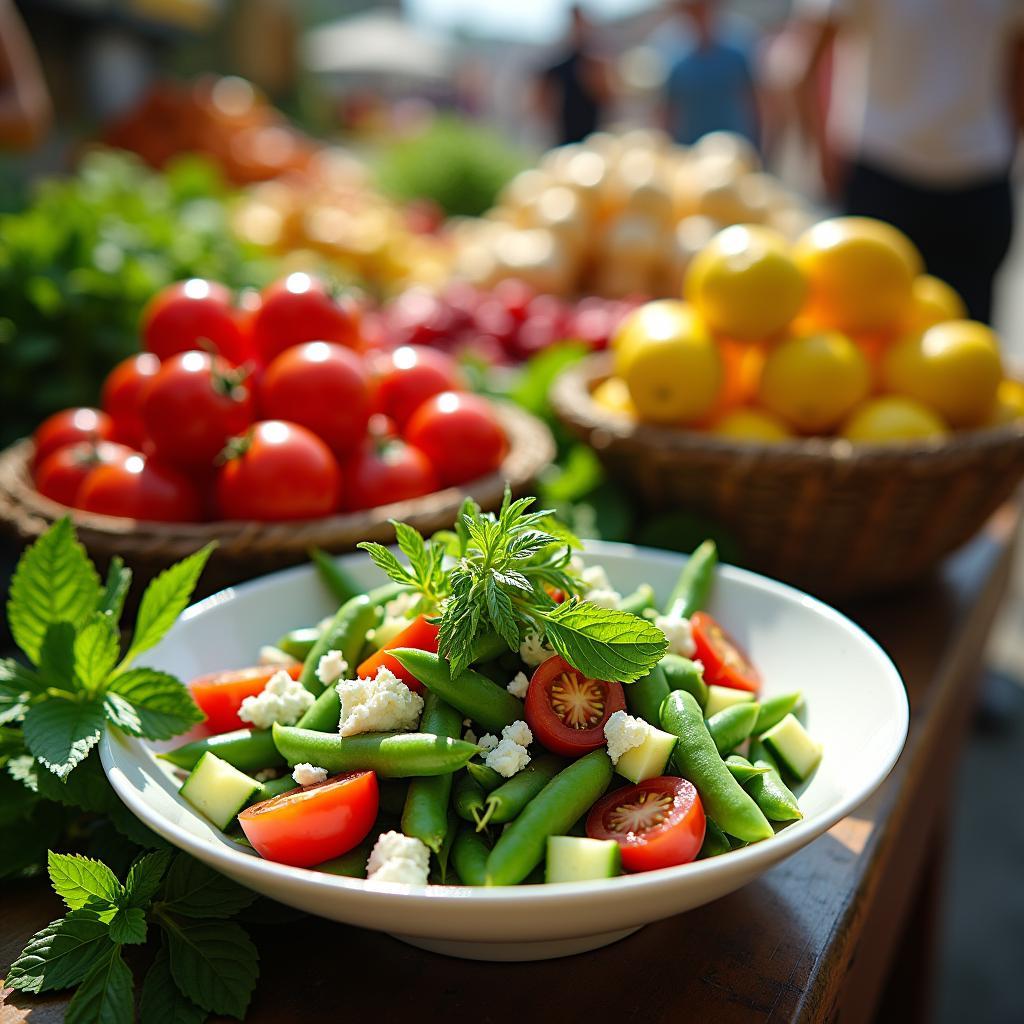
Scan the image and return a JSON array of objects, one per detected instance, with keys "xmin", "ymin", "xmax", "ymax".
[{"xmin": 0, "ymin": 0, "xmax": 51, "ymax": 150}]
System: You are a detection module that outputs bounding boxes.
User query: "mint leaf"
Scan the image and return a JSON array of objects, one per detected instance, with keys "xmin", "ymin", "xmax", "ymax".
[
  {"xmin": 162, "ymin": 855, "xmax": 257, "ymax": 919},
  {"xmin": 125, "ymin": 849, "xmax": 172, "ymax": 907},
  {"xmin": 105, "ymin": 669, "xmax": 203, "ymax": 740},
  {"xmin": 38, "ymin": 622, "xmax": 78, "ymax": 689},
  {"xmin": 356, "ymin": 541, "xmax": 414, "ymax": 587},
  {"xmin": 98, "ymin": 556, "xmax": 132, "ymax": 624},
  {"xmin": 23, "ymin": 697, "xmax": 105, "ymax": 779},
  {"xmin": 108, "ymin": 906, "xmax": 147, "ymax": 945},
  {"xmin": 140, "ymin": 949, "xmax": 207, "ymax": 1024},
  {"xmin": 5, "ymin": 909, "xmax": 112, "ymax": 993},
  {"xmin": 119, "ymin": 544, "xmax": 214, "ymax": 669},
  {"xmin": 393, "ymin": 521, "xmax": 430, "ymax": 580},
  {"xmin": 35, "ymin": 750, "xmax": 115, "ymax": 813},
  {"xmin": 8, "ymin": 518, "xmax": 102, "ymax": 665},
  {"xmin": 0, "ymin": 658, "xmax": 43, "ymax": 725},
  {"xmin": 484, "ymin": 577, "xmax": 518, "ymax": 651},
  {"xmin": 538, "ymin": 599, "xmax": 667, "ymax": 683},
  {"xmin": 65, "ymin": 946, "xmax": 133, "ymax": 1024},
  {"xmin": 74, "ymin": 616, "xmax": 120, "ymax": 691},
  {"xmin": 164, "ymin": 917, "xmax": 258, "ymax": 1019},
  {"xmin": 48, "ymin": 852, "xmax": 123, "ymax": 911}
]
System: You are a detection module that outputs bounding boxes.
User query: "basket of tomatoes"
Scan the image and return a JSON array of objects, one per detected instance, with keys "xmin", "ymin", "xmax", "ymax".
[
  {"xmin": 0, "ymin": 273, "xmax": 554, "ymax": 594},
  {"xmin": 551, "ymin": 217, "xmax": 1024, "ymax": 598}
]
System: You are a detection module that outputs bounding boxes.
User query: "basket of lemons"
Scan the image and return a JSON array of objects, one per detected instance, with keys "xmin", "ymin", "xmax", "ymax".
[{"xmin": 551, "ymin": 216, "xmax": 1024, "ymax": 597}]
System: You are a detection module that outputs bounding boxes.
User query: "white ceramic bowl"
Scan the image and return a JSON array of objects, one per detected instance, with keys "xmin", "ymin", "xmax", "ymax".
[{"xmin": 100, "ymin": 542, "xmax": 908, "ymax": 961}]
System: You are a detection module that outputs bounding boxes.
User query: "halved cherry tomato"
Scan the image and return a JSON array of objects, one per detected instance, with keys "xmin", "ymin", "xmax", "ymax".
[
  {"xmin": 357, "ymin": 614, "xmax": 438, "ymax": 694},
  {"xmin": 239, "ymin": 771, "xmax": 378, "ymax": 868},
  {"xmin": 587, "ymin": 776, "xmax": 705, "ymax": 872},
  {"xmin": 189, "ymin": 663, "xmax": 303, "ymax": 734},
  {"xmin": 690, "ymin": 611, "xmax": 761, "ymax": 693},
  {"xmin": 524, "ymin": 655, "xmax": 625, "ymax": 757}
]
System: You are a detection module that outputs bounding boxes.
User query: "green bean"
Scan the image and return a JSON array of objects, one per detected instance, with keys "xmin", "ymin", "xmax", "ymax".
[
  {"xmin": 274, "ymin": 627, "xmax": 322, "ymax": 662},
  {"xmin": 315, "ymin": 839, "xmax": 372, "ymax": 878},
  {"xmin": 660, "ymin": 654, "xmax": 709, "ymax": 710},
  {"xmin": 298, "ymin": 594, "xmax": 378, "ymax": 694},
  {"xmin": 746, "ymin": 759, "xmax": 803, "ymax": 822},
  {"xmin": 618, "ymin": 584, "xmax": 656, "ymax": 617},
  {"xmin": 724, "ymin": 755, "xmax": 770, "ymax": 785},
  {"xmin": 451, "ymin": 825, "xmax": 490, "ymax": 886},
  {"xmin": 706, "ymin": 701, "xmax": 761, "ymax": 755},
  {"xmin": 469, "ymin": 630, "xmax": 510, "ymax": 665},
  {"xmin": 625, "ymin": 663, "xmax": 671, "ymax": 726},
  {"xmin": 296, "ymin": 685, "xmax": 341, "ymax": 733},
  {"xmin": 272, "ymin": 724, "xmax": 479, "ymax": 778},
  {"xmin": 402, "ymin": 694, "xmax": 463, "ymax": 852},
  {"xmin": 748, "ymin": 737, "xmax": 779, "ymax": 771},
  {"xmin": 453, "ymin": 772, "xmax": 486, "ymax": 826},
  {"xmin": 478, "ymin": 755, "xmax": 563, "ymax": 830},
  {"xmin": 159, "ymin": 728, "xmax": 283, "ymax": 773},
  {"xmin": 465, "ymin": 761, "xmax": 504, "ymax": 792},
  {"xmin": 660, "ymin": 690, "xmax": 773, "ymax": 843},
  {"xmin": 309, "ymin": 547, "xmax": 361, "ymax": 603},
  {"xmin": 249, "ymin": 775, "xmax": 298, "ymax": 806},
  {"xmin": 436, "ymin": 807, "xmax": 460, "ymax": 883},
  {"xmin": 698, "ymin": 817, "xmax": 731, "ymax": 859},
  {"xmin": 665, "ymin": 539, "xmax": 718, "ymax": 619},
  {"xmin": 389, "ymin": 649, "xmax": 524, "ymax": 733},
  {"xmin": 752, "ymin": 692, "xmax": 803, "ymax": 736},
  {"xmin": 485, "ymin": 750, "xmax": 613, "ymax": 886}
]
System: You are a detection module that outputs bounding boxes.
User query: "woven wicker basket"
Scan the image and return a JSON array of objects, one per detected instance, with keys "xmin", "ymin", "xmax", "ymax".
[
  {"xmin": 552, "ymin": 354, "xmax": 1024, "ymax": 598},
  {"xmin": 0, "ymin": 403, "xmax": 555, "ymax": 597}
]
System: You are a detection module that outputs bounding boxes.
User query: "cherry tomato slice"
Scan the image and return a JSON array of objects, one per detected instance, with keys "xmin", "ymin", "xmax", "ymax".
[
  {"xmin": 587, "ymin": 776, "xmax": 705, "ymax": 872},
  {"xmin": 357, "ymin": 614, "xmax": 438, "ymax": 694},
  {"xmin": 239, "ymin": 771, "xmax": 378, "ymax": 868},
  {"xmin": 189, "ymin": 663, "xmax": 303, "ymax": 734},
  {"xmin": 524, "ymin": 655, "xmax": 625, "ymax": 757},
  {"xmin": 690, "ymin": 611, "xmax": 761, "ymax": 693}
]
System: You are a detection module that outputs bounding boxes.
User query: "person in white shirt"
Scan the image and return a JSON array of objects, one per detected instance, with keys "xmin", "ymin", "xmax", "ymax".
[{"xmin": 789, "ymin": 0, "xmax": 1024, "ymax": 323}]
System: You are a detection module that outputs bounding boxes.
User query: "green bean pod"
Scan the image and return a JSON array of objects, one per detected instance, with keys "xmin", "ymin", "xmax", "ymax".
[
  {"xmin": 309, "ymin": 547, "xmax": 361, "ymax": 603},
  {"xmin": 402, "ymin": 694, "xmax": 464, "ymax": 852},
  {"xmin": 453, "ymin": 772, "xmax": 486, "ymax": 825},
  {"xmin": 298, "ymin": 594, "xmax": 379, "ymax": 694},
  {"xmin": 478, "ymin": 755, "xmax": 563, "ymax": 830},
  {"xmin": 274, "ymin": 627, "xmax": 322, "ymax": 662},
  {"xmin": 745, "ymin": 759, "xmax": 803, "ymax": 822},
  {"xmin": 748, "ymin": 737, "xmax": 780, "ymax": 771},
  {"xmin": 660, "ymin": 690, "xmax": 773, "ymax": 843},
  {"xmin": 618, "ymin": 584, "xmax": 656, "ymax": 617},
  {"xmin": 451, "ymin": 825, "xmax": 490, "ymax": 886},
  {"xmin": 249, "ymin": 774, "xmax": 298, "ymax": 805},
  {"xmin": 435, "ymin": 807, "xmax": 460, "ymax": 883},
  {"xmin": 698, "ymin": 817, "xmax": 731, "ymax": 859},
  {"xmin": 665, "ymin": 539, "xmax": 718, "ymax": 619},
  {"xmin": 752, "ymin": 692, "xmax": 803, "ymax": 736},
  {"xmin": 159, "ymin": 728, "xmax": 283, "ymax": 773},
  {"xmin": 660, "ymin": 654, "xmax": 709, "ymax": 710},
  {"xmin": 485, "ymin": 750, "xmax": 614, "ymax": 886},
  {"xmin": 624, "ymin": 663, "xmax": 671, "ymax": 726},
  {"xmin": 724, "ymin": 755, "xmax": 770, "ymax": 785},
  {"xmin": 465, "ymin": 761, "xmax": 504, "ymax": 792},
  {"xmin": 389, "ymin": 649, "xmax": 524, "ymax": 733},
  {"xmin": 271, "ymin": 724, "xmax": 479, "ymax": 778},
  {"xmin": 469, "ymin": 630, "xmax": 510, "ymax": 665},
  {"xmin": 706, "ymin": 701, "xmax": 761, "ymax": 755},
  {"xmin": 296, "ymin": 684, "xmax": 341, "ymax": 733},
  {"xmin": 316, "ymin": 839, "xmax": 372, "ymax": 879}
]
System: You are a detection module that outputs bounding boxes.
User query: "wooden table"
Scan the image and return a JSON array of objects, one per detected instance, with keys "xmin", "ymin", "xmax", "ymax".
[{"xmin": 2, "ymin": 508, "xmax": 1018, "ymax": 1024}]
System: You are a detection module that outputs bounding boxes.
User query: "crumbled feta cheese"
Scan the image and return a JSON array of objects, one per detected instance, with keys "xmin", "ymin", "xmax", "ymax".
[
  {"xmin": 383, "ymin": 591, "xmax": 418, "ymax": 622},
  {"xmin": 569, "ymin": 555, "xmax": 586, "ymax": 576},
  {"xmin": 578, "ymin": 566, "xmax": 622, "ymax": 607},
  {"xmin": 292, "ymin": 763, "xmax": 328, "ymax": 786},
  {"xmin": 502, "ymin": 720, "xmax": 533, "ymax": 748},
  {"xmin": 238, "ymin": 670, "xmax": 315, "ymax": 729},
  {"xmin": 258, "ymin": 645, "xmax": 298, "ymax": 668},
  {"xmin": 463, "ymin": 728, "xmax": 479, "ymax": 745},
  {"xmin": 483, "ymin": 720, "xmax": 533, "ymax": 777},
  {"xmin": 581, "ymin": 564, "xmax": 613, "ymax": 592},
  {"xmin": 366, "ymin": 830, "xmax": 430, "ymax": 885},
  {"xmin": 604, "ymin": 710, "xmax": 650, "ymax": 765},
  {"xmin": 336, "ymin": 666, "xmax": 424, "ymax": 737},
  {"xmin": 507, "ymin": 671, "xmax": 530, "ymax": 699},
  {"xmin": 478, "ymin": 733, "xmax": 499, "ymax": 753},
  {"xmin": 316, "ymin": 650, "xmax": 348, "ymax": 687},
  {"xmin": 520, "ymin": 632, "xmax": 555, "ymax": 667},
  {"xmin": 586, "ymin": 588, "xmax": 622, "ymax": 609},
  {"xmin": 656, "ymin": 615, "xmax": 697, "ymax": 658}
]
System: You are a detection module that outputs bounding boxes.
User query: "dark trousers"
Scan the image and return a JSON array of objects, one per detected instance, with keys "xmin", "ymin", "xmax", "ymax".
[{"xmin": 843, "ymin": 160, "xmax": 1015, "ymax": 325}]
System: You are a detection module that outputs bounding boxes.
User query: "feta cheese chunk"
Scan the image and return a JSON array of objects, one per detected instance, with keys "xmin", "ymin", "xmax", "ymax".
[
  {"xmin": 366, "ymin": 830, "xmax": 430, "ymax": 885},
  {"xmin": 238, "ymin": 670, "xmax": 315, "ymax": 730},
  {"xmin": 383, "ymin": 591, "xmax": 417, "ymax": 621},
  {"xmin": 655, "ymin": 614, "xmax": 697, "ymax": 658},
  {"xmin": 316, "ymin": 650, "xmax": 348, "ymax": 687},
  {"xmin": 502, "ymin": 720, "xmax": 533, "ymax": 748},
  {"xmin": 337, "ymin": 667, "xmax": 424, "ymax": 737},
  {"xmin": 603, "ymin": 710, "xmax": 650, "ymax": 765},
  {"xmin": 520, "ymin": 632, "xmax": 555, "ymax": 668},
  {"xmin": 580, "ymin": 564, "xmax": 613, "ymax": 592},
  {"xmin": 258, "ymin": 645, "xmax": 298, "ymax": 668},
  {"xmin": 292, "ymin": 763, "xmax": 328, "ymax": 786},
  {"xmin": 483, "ymin": 720, "xmax": 533, "ymax": 778},
  {"xmin": 507, "ymin": 671, "xmax": 530, "ymax": 699},
  {"xmin": 478, "ymin": 733, "xmax": 499, "ymax": 753}
]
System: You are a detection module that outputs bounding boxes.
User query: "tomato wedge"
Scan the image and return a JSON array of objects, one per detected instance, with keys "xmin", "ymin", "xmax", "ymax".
[
  {"xmin": 587, "ymin": 776, "xmax": 705, "ymax": 872},
  {"xmin": 690, "ymin": 611, "xmax": 761, "ymax": 693},
  {"xmin": 239, "ymin": 771, "xmax": 378, "ymax": 868},
  {"xmin": 357, "ymin": 614, "xmax": 438, "ymax": 694},
  {"xmin": 190, "ymin": 663, "xmax": 303, "ymax": 734},
  {"xmin": 525, "ymin": 655, "xmax": 626, "ymax": 757}
]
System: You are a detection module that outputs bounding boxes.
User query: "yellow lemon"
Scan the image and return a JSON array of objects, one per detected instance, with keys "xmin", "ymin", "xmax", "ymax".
[
  {"xmin": 793, "ymin": 217, "xmax": 923, "ymax": 334},
  {"xmin": 881, "ymin": 320, "xmax": 1003, "ymax": 427},
  {"xmin": 985, "ymin": 379, "xmax": 1024, "ymax": 426},
  {"xmin": 684, "ymin": 224, "xmax": 806, "ymax": 341},
  {"xmin": 591, "ymin": 376, "xmax": 636, "ymax": 418},
  {"xmin": 709, "ymin": 408, "xmax": 793, "ymax": 442},
  {"xmin": 758, "ymin": 331, "xmax": 871, "ymax": 433},
  {"xmin": 840, "ymin": 396, "xmax": 948, "ymax": 443},
  {"xmin": 904, "ymin": 275, "xmax": 967, "ymax": 332},
  {"xmin": 616, "ymin": 301, "xmax": 723, "ymax": 424}
]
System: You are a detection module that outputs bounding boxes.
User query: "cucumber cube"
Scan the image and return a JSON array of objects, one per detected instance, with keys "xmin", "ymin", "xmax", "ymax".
[
  {"xmin": 614, "ymin": 725, "xmax": 677, "ymax": 783},
  {"xmin": 545, "ymin": 836, "xmax": 621, "ymax": 883},
  {"xmin": 704, "ymin": 684, "xmax": 756, "ymax": 719},
  {"xmin": 760, "ymin": 713, "xmax": 822, "ymax": 781},
  {"xmin": 180, "ymin": 752, "xmax": 261, "ymax": 830}
]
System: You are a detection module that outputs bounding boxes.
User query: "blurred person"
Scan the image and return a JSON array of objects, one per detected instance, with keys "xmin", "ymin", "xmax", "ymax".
[
  {"xmin": 0, "ymin": 0, "xmax": 50, "ymax": 149},
  {"xmin": 663, "ymin": 0, "xmax": 760, "ymax": 148},
  {"xmin": 791, "ymin": 0, "xmax": 1024, "ymax": 323}
]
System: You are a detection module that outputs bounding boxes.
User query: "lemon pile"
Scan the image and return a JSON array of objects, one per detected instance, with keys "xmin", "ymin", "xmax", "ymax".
[{"xmin": 598, "ymin": 217, "xmax": 1022, "ymax": 444}]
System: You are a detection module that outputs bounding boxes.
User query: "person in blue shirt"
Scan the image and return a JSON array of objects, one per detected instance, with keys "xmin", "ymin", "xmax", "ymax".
[{"xmin": 663, "ymin": 0, "xmax": 759, "ymax": 149}]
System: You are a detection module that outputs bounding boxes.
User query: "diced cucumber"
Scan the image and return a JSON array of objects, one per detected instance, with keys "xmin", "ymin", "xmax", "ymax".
[
  {"xmin": 614, "ymin": 726, "xmax": 677, "ymax": 783},
  {"xmin": 760, "ymin": 713, "xmax": 822, "ymax": 781},
  {"xmin": 545, "ymin": 836, "xmax": 621, "ymax": 883},
  {"xmin": 180, "ymin": 752, "xmax": 261, "ymax": 830},
  {"xmin": 704, "ymin": 684, "xmax": 756, "ymax": 719}
]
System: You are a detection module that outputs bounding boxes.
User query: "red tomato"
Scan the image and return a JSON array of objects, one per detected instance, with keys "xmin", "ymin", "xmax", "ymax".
[
  {"xmin": 239, "ymin": 771, "xmax": 379, "ymax": 868},
  {"xmin": 524, "ymin": 655, "xmax": 626, "ymax": 757},
  {"xmin": 102, "ymin": 353, "xmax": 161, "ymax": 448},
  {"xmin": 34, "ymin": 441, "xmax": 135, "ymax": 508},
  {"xmin": 33, "ymin": 408, "xmax": 114, "ymax": 468},
  {"xmin": 250, "ymin": 273, "xmax": 361, "ymax": 365},
  {"xmin": 259, "ymin": 342, "xmax": 370, "ymax": 457},
  {"xmin": 357, "ymin": 614, "xmax": 439, "ymax": 694},
  {"xmin": 587, "ymin": 776, "xmax": 705, "ymax": 873},
  {"xmin": 690, "ymin": 611, "xmax": 761, "ymax": 693},
  {"xmin": 141, "ymin": 279, "xmax": 250, "ymax": 365},
  {"xmin": 77, "ymin": 453, "xmax": 202, "ymax": 522},
  {"xmin": 216, "ymin": 420, "xmax": 341, "ymax": 521},
  {"xmin": 190, "ymin": 663, "xmax": 303, "ymax": 734},
  {"xmin": 404, "ymin": 392, "xmax": 508, "ymax": 487},
  {"xmin": 341, "ymin": 437, "xmax": 438, "ymax": 512},
  {"xmin": 369, "ymin": 345, "xmax": 464, "ymax": 430},
  {"xmin": 140, "ymin": 351, "xmax": 254, "ymax": 468}
]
